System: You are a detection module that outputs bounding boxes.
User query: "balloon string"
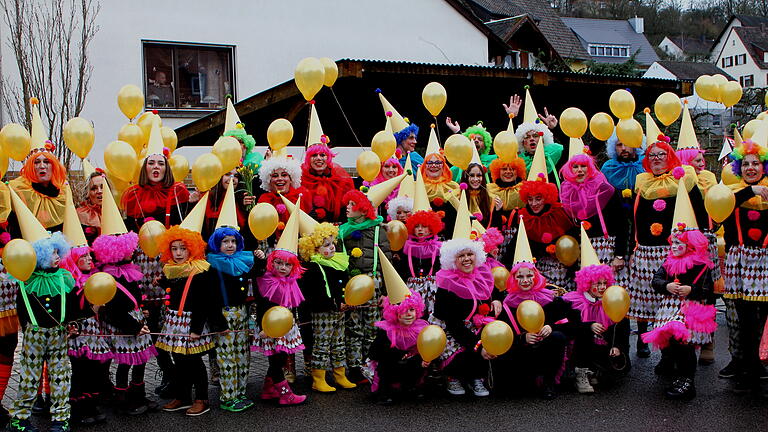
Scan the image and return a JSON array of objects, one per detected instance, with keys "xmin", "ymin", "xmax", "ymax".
[
  {"xmin": 433, "ymin": 116, "xmax": 441, "ymax": 143},
  {"xmin": 330, "ymin": 88, "xmax": 363, "ymax": 148}
]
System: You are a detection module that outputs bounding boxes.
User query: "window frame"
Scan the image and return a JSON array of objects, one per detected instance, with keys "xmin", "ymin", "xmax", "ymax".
[{"xmin": 587, "ymin": 43, "xmax": 630, "ymax": 58}]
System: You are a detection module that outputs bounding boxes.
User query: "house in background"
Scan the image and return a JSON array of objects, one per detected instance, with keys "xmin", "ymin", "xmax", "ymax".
[
  {"xmin": 658, "ymin": 36, "xmax": 713, "ymax": 61},
  {"xmin": 711, "ymin": 20, "xmax": 768, "ymax": 89},
  {"xmin": 561, "ymin": 17, "xmax": 659, "ymax": 70},
  {"xmin": 710, "ymin": 14, "xmax": 768, "ymax": 63},
  {"xmin": 484, "ymin": 14, "xmax": 568, "ymax": 69}
]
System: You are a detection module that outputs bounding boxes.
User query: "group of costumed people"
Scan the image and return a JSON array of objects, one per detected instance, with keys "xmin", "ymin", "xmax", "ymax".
[{"xmin": 0, "ymin": 85, "xmax": 765, "ymax": 432}]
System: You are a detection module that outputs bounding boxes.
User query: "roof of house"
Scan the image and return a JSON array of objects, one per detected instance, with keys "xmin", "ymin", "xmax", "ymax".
[
  {"xmin": 561, "ymin": 17, "xmax": 659, "ymax": 66},
  {"xmin": 654, "ymin": 61, "xmax": 733, "ymax": 80},
  {"xmin": 666, "ymin": 36, "xmax": 713, "ymax": 55},
  {"xmin": 733, "ymin": 26, "xmax": 768, "ymax": 69},
  {"xmin": 458, "ymin": 0, "xmax": 590, "ymax": 60},
  {"xmin": 734, "ymin": 14, "xmax": 768, "ymax": 27}
]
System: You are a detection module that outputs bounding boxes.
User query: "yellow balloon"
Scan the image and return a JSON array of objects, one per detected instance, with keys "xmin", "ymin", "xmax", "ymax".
[
  {"xmin": 118, "ymin": 124, "xmax": 145, "ymax": 155},
  {"xmin": 616, "ymin": 118, "xmax": 643, "ymax": 148},
  {"xmin": 758, "ymin": 112, "xmax": 767, "ymax": 121},
  {"xmin": 717, "ymin": 235, "xmax": 725, "ymax": 259},
  {"xmin": 493, "ymin": 131, "xmax": 518, "ymax": 163},
  {"xmin": 261, "ymin": 306, "xmax": 294, "ymax": 338},
  {"xmin": 654, "ymin": 92, "xmax": 682, "ymax": 126},
  {"xmin": 371, "ymin": 130, "xmax": 396, "ymax": 162},
  {"xmin": 106, "ymin": 169, "xmax": 131, "ymax": 194},
  {"xmin": 345, "ymin": 274, "xmax": 375, "ymax": 306},
  {"xmin": 589, "ymin": 112, "xmax": 614, "ymax": 141},
  {"xmin": 117, "ymin": 84, "xmax": 144, "ymax": 120},
  {"xmin": 516, "ymin": 300, "xmax": 545, "ymax": 334},
  {"xmin": 603, "ymin": 285, "xmax": 630, "ymax": 323},
  {"xmin": 559, "ymin": 107, "xmax": 588, "ymax": 138},
  {"xmin": 212, "ymin": 136, "xmax": 242, "ymax": 172},
  {"xmin": 267, "ymin": 119, "xmax": 293, "ymax": 151},
  {"xmin": 2, "ymin": 239, "xmax": 36, "ymax": 281},
  {"xmin": 422, "ymin": 82, "xmax": 447, "ymax": 117},
  {"xmin": 319, "ymin": 57, "xmax": 338, "ymax": 87},
  {"xmin": 711, "ymin": 74, "xmax": 728, "ymax": 102},
  {"xmin": 104, "ymin": 141, "xmax": 138, "ymax": 182},
  {"xmin": 417, "ymin": 325, "xmax": 447, "ymax": 362},
  {"xmin": 356, "ymin": 151, "xmax": 381, "ymax": 182},
  {"xmin": 160, "ymin": 126, "xmax": 178, "ymax": 153},
  {"xmin": 137, "ymin": 112, "xmax": 162, "ymax": 143},
  {"xmin": 743, "ymin": 119, "xmax": 762, "ymax": 140},
  {"xmin": 191, "ymin": 153, "xmax": 223, "ymax": 192},
  {"xmin": 492, "ymin": 266, "xmax": 510, "ymax": 291},
  {"xmin": 694, "ymin": 75, "xmax": 719, "ymax": 102},
  {"xmin": 0, "ymin": 148, "xmax": 8, "ymax": 178},
  {"xmin": 481, "ymin": 320, "xmax": 514, "ymax": 356},
  {"xmin": 63, "ymin": 117, "xmax": 95, "ymax": 159},
  {"xmin": 554, "ymin": 235, "xmax": 579, "ymax": 266},
  {"xmin": 0, "ymin": 123, "xmax": 31, "ymax": 161},
  {"xmin": 138, "ymin": 220, "xmax": 166, "ymax": 258},
  {"xmin": 294, "ymin": 57, "xmax": 325, "ymax": 101},
  {"xmin": 386, "ymin": 220, "xmax": 407, "ymax": 252},
  {"xmin": 169, "ymin": 154, "xmax": 189, "ymax": 183},
  {"xmin": 721, "ymin": 162, "xmax": 740, "ymax": 185},
  {"xmin": 444, "ymin": 134, "xmax": 473, "ymax": 170},
  {"xmin": 248, "ymin": 203, "xmax": 279, "ymax": 240},
  {"xmin": 609, "ymin": 89, "xmax": 635, "ymax": 119},
  {"xmin": 720, "ymin": 81, "xmax": 743, "ymax": 108},
  {"xmin": 705, "ymin": 183, "xmax": 736, "ymax": 223},
  {"xmin": 84, "ymin": 272, "xmax": 117, "ymax": 305}
]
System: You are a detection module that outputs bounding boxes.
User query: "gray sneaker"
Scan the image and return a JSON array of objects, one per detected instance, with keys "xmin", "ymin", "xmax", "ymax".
[
  {"xmin": 446, "ymin": 378, "xmax": 465, "ymax": 396},
  {"xmin": 470, "ymin": 379, "xmax": 489, "ymax": 397}
]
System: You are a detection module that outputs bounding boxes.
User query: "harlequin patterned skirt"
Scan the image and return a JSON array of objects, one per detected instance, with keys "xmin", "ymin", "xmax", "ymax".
[
  {"xmin": 724, "ymin": 244, "xmax": 768, "ymax": 301},
  {"xmin": 408, "ymin": 275, "xmax": 437, "ymax": 318},
  {"xmin": 645, "ymin": 297, "xmax": 715, "ymax": 347},
  {"xmin": 251, "ymin": 307, "xmax": 304, "ymax": 356},
  {"xmin": 628, "ymin": 245, "xmax": 669, "ymax": 321},
  {"xmin": 0, "ymin": 265, "xmax": 19, "ymax": 336},
  {"xmin": 536, "ymin": 256, "xmax": 572, "ymax": 291},
  {"xmin": 68, "ymin": 317, "xmax": 112, "ymax": 361},
  {"xmin": 103, "ymin": 309, "xmax": 157, "ymax": 365},
  {"xmin": 427, "ymin": 315, "xmax": 478, "ymax": 369},
  {"xmin": 591, "ymin": 236, "xmax": 630, "ymax": 288},
  {"xmin": 156, "ymin": 308, "xmax": 215, "ymax": 355},
  {"xmin": 498, "ymin": 226, "xmax": 518, "ymax": 264},
  {"xmin": 135, "ymin": 250, "xmax": 165, "ymax": 303},
  {"xmin": 703, "ymin": 230, "xmax": 723, "ymax": 291}
]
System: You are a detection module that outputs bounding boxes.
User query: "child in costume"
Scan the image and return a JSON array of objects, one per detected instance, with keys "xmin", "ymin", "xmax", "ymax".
[
  {"xmin": 206, "ymin": 180, "xmax": 256, "ymax": 412},
  {"xmin": 396, "ymin": 206, "xmax": 442, "ymax": 318},
  {"xmin": 252, "ymin": 197, "xmax": 307, "ymax": 405},
  {"xmin": 155, "ymin": 196, "xmax": 216, "ymax": 417},
  {"xmin": 298, "ymin": 221, "xmax": 357, "ymax": 393}
]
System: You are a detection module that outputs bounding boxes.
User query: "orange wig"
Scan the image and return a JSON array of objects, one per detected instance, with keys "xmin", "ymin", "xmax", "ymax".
[
  {"xmin": 420, "ymin": 152, "xmax": 452, "ymax": 184},
  {"xmin": 489, "ymin": 158, "xmax": 527, "ymax": 183},
  {"xmin": 21, "ymin": 151, "xmax": 67, "ymax": 189},
  {"xmin": 158, "ymin": 225, "xmax": 207, "ymax": 264}
]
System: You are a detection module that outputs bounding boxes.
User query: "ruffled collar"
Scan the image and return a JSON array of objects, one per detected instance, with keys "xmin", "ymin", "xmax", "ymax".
[
  {"xmin": 635, "ymin": 166, "xmax": 695, "ymax": 200},
  {"xmin": 601, "ymin": 157, "xmax": 644, "ymax": 190},
  {"xmin": 374, "ymin": 318, "xmax": 429, "ymax": 351},
  {"xmin": 435, "ymin": 263, "xmax": 494, "ymax": 301},
  {"xmin": 563, "ymin": 291, "xmax": 612, "ymax": 328},
  {"xmin": 257, "ymin": 272, "xmax": 304, "ymax": 308},
  {"xmin": 503, "ymin": 287, "xmax": 554, "ymax": 308},
  {"xmin": 122, "ymin": 182, "xmax": 190, "ymax": 219},
  {"xmin": 560, "ymin": 175, "xmax": 615, "ymax": 220},
  {"xmin": 23, "ymin": 268, "xmax": 75, "ymax": 297},
  {"xmin": 208, "ymin": 251, "xmax": 254, "ymax": 276},
  {"xmin": 76, "ymin": 201, "xmax": 101, "ymax": 227},
  {"xmin": 310, "ymin": 253, "xmax": 349, "ymax": 271},
  {"xmin": 101, "ymin": 261, "xmax": 143, "ymax": 283},
  {"xmin": 338, "ymin": 216, "xmax": 383, "ymax": 239},
  {"xmin": 663, "ymin": 252, "xmax": 713, "ymax": 276},
  {"xmin": 163, "ymin": 259, "xmax": 210, "ymax": 279},
  {"xmin": 403, "ymin": 236, "xmax": 441, "ymax": 260},
  {"xmin": 519, "ymin": 203, "xmax": 573, "ymax": 243}
]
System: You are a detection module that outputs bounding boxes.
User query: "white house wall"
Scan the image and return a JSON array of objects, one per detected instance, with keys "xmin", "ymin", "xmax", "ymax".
[{"xmin": 715, "ymin": 28, "xmax": 765, "ymax": 89}]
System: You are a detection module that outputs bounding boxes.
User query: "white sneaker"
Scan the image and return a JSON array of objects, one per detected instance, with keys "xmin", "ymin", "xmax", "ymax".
[
  {"xmin": 470, "ymin": 379, "xmax": 490, "ymax": 397},
  {"xmin": 575, "ymin": 368, "xmax": 595, "ymax": 394},
  {"xmin": 446, "ymin": 378, "xmax": 465, "ymax": 396}
]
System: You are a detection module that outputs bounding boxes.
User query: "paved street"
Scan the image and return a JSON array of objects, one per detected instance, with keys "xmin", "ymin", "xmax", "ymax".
[{"xmin": 7, "ymin": 304, "xmax": 766, "ymax": 432}]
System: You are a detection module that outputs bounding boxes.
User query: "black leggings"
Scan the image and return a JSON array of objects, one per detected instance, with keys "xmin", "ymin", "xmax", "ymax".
[
  {"xmin": 661, "ymin": 341, "xmax": 697, "ymax": 378},
  {"xmin": 171, "ymin": 352, "xmax": 208, "ymax": 402},
  {"xmin": 0, "ymin": 333, "xmax": 17, "ymax": 364},
  {"xmin": 70, "ymin": 358, "xmax": 111, "ymax": 398},
  {"xmin": 444, "ymin": 347, "xmax": 487, "ymax": 381},
  {"xmin": 735, "ymin": 300, "xmax": 768, "ymax": 380},
  {"xmin": 147, "ymin": 304, "xmax": 175, "ymax": 377},
  {"xmin": 115, "ymin": 364, "xmax": 146, "ymax": 389},
  {"xmin": 267, "ymin": 353, "xmax": 287, "ymax": 382}
]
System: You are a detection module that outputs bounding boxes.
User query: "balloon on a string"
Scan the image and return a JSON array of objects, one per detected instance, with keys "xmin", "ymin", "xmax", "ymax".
[
  {"xmin": 249, "ymin": 203, "xmax": 279, "ymax": 240},
  {"xmin": 492, "ymin": 266, "xmax": 510, "ymax": 291},
  {"xmin": 0, "ymin": 148, "xmax": 8, "ymax": 178},
  {"xmin": 169, "ymin": 154, "xmax": 189, "ymax": 183},
  {"xmin": 319, "ymin": 57, "xmax": 338, "ymax": 87},
  {"xmin": 294, "ymin": 57, "xmax": 325, "ymax": 101},
  {"xmin": 559, "ymin": 107, "xmax": 587, "ymax": 138},
  {"xmin": 356, "ymin": 151, "xmax": 380, "ymax": 182},
  {"xmin": 345, "ymin": 274, "xmax": 375, "ymax": 306},
  {"xmin": 555, "ymin": 235, "xmax": 579, "ymax": 266},
  {"xmin": 138, "ymin": 220, "xmax": 166, "ymax": 258},
  {"xmin": 84, "ymin": 272, "xmax": 117, "ymax": 305},
  {"xmin": 493, "ymin": 131, "xmax": 518, "ymax": 162},
  {"xmin": 609, "ymin": 89, "xmax": 635, "ymax": 119},
  {"xmin": 616, "ymin": 118, "xmax": 643, "ymax": 148},
  {"xmin": 444, "ymin": 134, "xmax": 473, "ymax": 170},
  {"xmin": 63, "ymin": 117, "xmax": 95, "ymax": 159},
  {"xmin": 191, "ymin": 153, "xmax": 223, "ymax": 192},
  {"xmin": 603, "ymin": 285, "xmax": 630, "ymax": 322},
  {"xmin": 589, "ymin": 112, "xmax": 614, "ymax": 141},
  {"xmin": 654, "ymin": 92, "xmax": 682, "ymax": 126},
  {"xmin": 0, "ymin": 123, "xmax": 31, "ymax": 161},
  {"xmin": 160, "ymin": 126, "xmax": 178, "ymax": 153},
  {"xmin": 137, "ymin": 111, "xmax": 161, "ymax": 144},
  {"xmin": 417, "ymin": 325, "xmax": 447, "ymax": 362},
  {"xmin": 104, "ymin": 141, "xmax": 138, "ymax": 182},
  {"xmin": 516, "ymin": 300, "xmax": 545, "ymax": 334},
  {"xmin": 481, "ymin": 320, "xmax": 514, "ymax": 356},
  {"xmin": 267, "ymin": 119, "xmax": 293, "ymax": 151},
  {"xmin": 262, "ymin": 306, "xmax": 294, "ymax": 338},
  {"xmin": 117, "ymin": 84, "xmax": 144, "ymax": 120},
  {"xmin": 118, "ymin": 124, "xmax": 145, "ymax": 155},
  {"xmin": 371, "ymin": 130, "xmax": 396, "ymax": 162},
  {"xmin": 212, "ymin": 136, "xmax": 242, "ymax": 172},
  {"xmin": 694, "ymin": 75, "xmax": 719, "ymax": 102},
  {"xmin": 705, "ymin": 183, "xmax": 736, "ymax": 223},
  {"xmin": 422, "ymin": 82, "xmax": 447, "ymax": 117},
  {"xmin": 386, "ymin": 220, "xmax": 407, "ymax": 252},
  {"xmin": 720, "ymin": 81, "xmax": 743, "ymax": 108},
  {"xmin": 2, "ymin": 239, "xmax": 36, "ymax": 281},
  {"xmin": 743, "ymin": 119, "xmax": 762, "ymax": 140}
]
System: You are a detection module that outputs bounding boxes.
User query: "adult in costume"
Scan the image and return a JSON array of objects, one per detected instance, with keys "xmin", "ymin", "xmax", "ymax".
[
  {"xmin": 486, "ymin": 157, "xmax": 526, "ymax": 263},
  {"xmin": 420, "ymin": 126, "xmax": 459, "ymax": 236},
  {"xmin": 513, "ymin": 88, "xmax": 563, "ymax": 186},
  {"xmin": 257, "ymin": 156, "xmax": 312, "ymax": 226},
  {"xmin": 76, "ymin": 167, "xmax": 107, "ymax": 244}
]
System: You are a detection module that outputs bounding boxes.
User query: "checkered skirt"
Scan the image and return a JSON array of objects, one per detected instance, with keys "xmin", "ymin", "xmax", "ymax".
[
  {"xmin": 628, "ymin": 245, "xmax": 669, "ymax": 321},
  {"xmin": 135, "ymin": 250, "xmax": 165, "ymax": 302},
  {"xmin": 408, "ymin": 275, "xmax": 437, "ymax": 317},
  {"xmin": 156, "ymin": 308, "xmax": 215, "ymax": 355},
  {"xmin": 536, "ymin": 256, "xmax": 572, "ymax": 291},
  {"xmin": 251, "ymin": 310, "xmax": 304, "ymax": 356},
  {"xmin": 591, "ymin": 235, "xmax": 630, "ymax": 288},
  {"xmin": 724, "ymin": 244, "xmax": 768, "ymax": 301},
  {"xmin": 650, "ymin": 297, "xmax": 713, "ymax": 345},
  {"xmin": 427, "ymin": 315, "xmax": 478, "ymax": 369},
  {"xmin": 68, "ymin": 317, "xmax": 112, "ymax": 361},
  {"xmin": 103, "ymin": 309, "xmax": 158, "ymax": 365}
]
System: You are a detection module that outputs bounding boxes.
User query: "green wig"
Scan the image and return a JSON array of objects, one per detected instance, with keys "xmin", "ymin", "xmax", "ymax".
[{"xmin": 463, "ymin": 123, "xmax": 492, "ymax": 155}]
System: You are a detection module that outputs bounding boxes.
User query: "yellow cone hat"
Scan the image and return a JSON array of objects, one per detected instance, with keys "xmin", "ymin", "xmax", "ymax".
[
  {"xmin": 579, "ymin": 224, "xmax": 600, "ymax": 268},
  {"xmin": 100, "ymin": 180, "xmax": 128, "ymax": 236},
  {"xmin": 750, "ymin": 118, "xmax": 768, "ymax": 148},
  {"xmin": 412, "ymin": 170, "xmax": 431, "ymax": 212},
  {"xmin": 367, "ymin": 172, "xmax": 407, "ymax": 208},
  {"xmin": 224, "ymin": 98, "xmax": 241, "ymax": 133},
  {"xmin": 308, "ymin": 103, "xmax": 325, "ymax": 146},
  {"xmin": 280, "ymin": 194, "xmax": 319, "ymax": 236},
  {"xmin": 523, "ymin": 87, "xmax": 538, "ymax": 124},
  {"xmin": 179, "ymin": 192, "xmax": 208, "ymax": 233},
  {"xmin": 82, "ymin": 159, "xmax": 96, "ymax": 179},
  {"xmin": 29, "ymin": 98, "xmax": 48, "ymax": 151},
  {"xmin": 676, "ymin": 102, "xmax": 700, "ymax": 150},
  {"xmin": 452, "ymin": 190, "xmax": 472, "ymax": 240},
  {"xmin": 378, "ymin": 90, "xmax": 409, "ymax": 133},
  {"xmin": 469, "ymin": 142, "xmax": 482, "ymax": 165},
  {"xmin": 215, "ymin": 178, "xmax": 239, "ymax": 230},
  {"xmin": 377, "ymin": 247, "xmax": 410, "ymax": 304},
  {"xmin": 507, "ymin": 116, "xmax": 515, "ymax": 133},
  {"xmin": 645, "ymin": 109, "xmax": 662, "ymax": 145},
  {"xmin": 513, "ymin": 216, "xmax": 534, "ymax": 265},
  {"xmin": 472, "ymin": 219, "xmax": 486, "ymax": 236},
  {"xmin": 733, "ymin": 124, "xmax": 744, "ymax": 146},
  {"xmin": 9, "ymin": 187, "xmax": 49, "ymax": 243},
  {"xmin": 672, "ymin": 179, "xmax": 698, "ymax": 230},
  {"xmin": 526, "ymin": 138, "xmax": 548, "ymax": 181},
  {"xmin": 397, "ymin": 155, "xmax": 415, "ymax": 199},
  {"xmin": 425, "ymin": 124, "xmax": 440, "ymax": 157},
  {"xmin": 275, "ymin": 195, "xmax": 300, "ymax": 255},
  {"xmin": 145, "ymin": 120, "xmax": 165, "ymax": 158},
  {"xmin": 568, "ymin": 137, "xmax": 585, "ymax": 160},
  {"xmin": 63, "ymin": 185, "xmax": 87, "ymax": 247}
]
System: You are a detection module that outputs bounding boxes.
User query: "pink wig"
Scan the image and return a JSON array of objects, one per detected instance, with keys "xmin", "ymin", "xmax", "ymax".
[
  {"xmin": 59, "ymin": 245, "xmax": 92, "ymax": 287},
  {"xmin": 481, "ymin": 227, "xmax": 504, "ymax": 253},
  {"xmin": 382, "ymin": 290, "xmax": 425, "ymax": 323},
  {"xmin": 267, "ymin": 249, "xmax": 305, "ymax": 278},
  {"xmin": 507, "ymin": 262, "xmax": 547, "ymax": 293},
  {"xmin": 676, "ymin": 148, "xmax": 705, "ymax": 166},
  {"xmin": 574, "ymin": 264, "xmax": 615, "ymax": 293},
  {"xmin": 372, "ymin": 157, "xmax": 404, "ymax": 184},
  {"xmin": 92, "ymin": 232, "xmax": 139, "ymax": 265},
  {"xmin": 560, "ymin": 154, "xmax": 600, "ymax": 183},
  {"xmin": 304, "ymin": 143, "xmax": 336, "ymax": 166}
]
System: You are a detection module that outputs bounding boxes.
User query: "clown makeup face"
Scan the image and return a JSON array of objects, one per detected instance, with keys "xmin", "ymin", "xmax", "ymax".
[
  {"xmin": 346, "ymin": 201, "xmax": 364, "ymax": 219},
  {"xmin": 76, "ymin": 252, "xmax": 93, "ymax": 272},
  {"xmin": 571, "ymin": 163, "xmax": 588, "ymax": 183},
  {"xmin": 146, "ymin": 154, "xmax": 167, "ymax": 184},
  {"xmin": 398, "ymin": 307, "xmax": 417, "ymax": 326},
  {"xmin": 690, "ymin": 153, "xmax": 706, "ymax": 173},
  {"xmin": 515, "ymin": 266, "xmax": 535, "ymax": 291},
  {"xmin": 527, "ymin": 194, "xmax": 545, "ymax": 214},
  {"xmin": 170, "ymin": 240, "xmax": 189, "ymax": 264},
  {"xmin": 381, "ymin": 161, "xmax": 400, "ymax": 179},
  {"xmin": 272, "ymin": 257, "xmax": 294, "ymax": 277},
  {"xmin": 310, "ymin": 152, "xmax": 328, "ymax": 173},
  {"xmin": 467, "ymin": 165, "xmax": 484, "ymax": 190},
  {"xmin": 671, "ymin": 236, "xmax": 688, "ymax": 257},
  {"xmin": 34, "ymin": 154, "xmax": 53, "ymax": 184},
  {"xmin": 455, "ymin": 249, "xmax": 476, "ymax": 274},
  {"xmin": 219, "ymin": 235, "xmax": 238, "ymax": 256},
  {"xmin": 470, "ymin": 134, "xmax": 485, "ymax": 153},
  {"xmin": 741, "ymin": 154, "xmax": 764, "ymax": 184},
  {"xmin": 395, "ymin": 208, "xmax": 411, "ymax": 223},
  {"xmin": 647, "ymin": 146, "xmax": 669, "ymax": 175},
  {"xmin": 500, "ymin": 165, "xmax": 518, "ymax": 183},
  {"xmin": 425, "ymin": 159, "xmax": 443, "ymax": 179},
  {"xmin": 522, "ymin": 131, "xmax": 539, "ymax": 155},
  {"xmin": 269, "ymin": 168, "xmax": 291, "ymax": 194},
  {"xmin": 49, "ymin": 249, "xmax": 61, "ymax": 268},
  {"xmin": 87, "ymin": 175, "xmax": 105, "ymax": 206},
  {"xmin": 318, "ymin": 236, "xmax": 336, "ymax": 258},
  {"xmin": 615, "ymin": 141, "xmax": 636, "ymax": 161},
  {"xmin": 221, "ymin": 169, "xmax": 240, "ymax": 189},
  {"xmin": 400, "ymin": 134, "xmax": 417, "ymax": 153},
  {"xmin": 588, "ymin": 278, "xmax": 608, "ymax": 298},
  {"xmin": 413, "ymin": 224, "xmax": 432, "ymax": 239}
]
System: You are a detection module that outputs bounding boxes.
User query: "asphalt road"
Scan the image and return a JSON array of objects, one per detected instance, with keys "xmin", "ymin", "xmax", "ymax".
[{"xmin": 11, "ymin": 306, "xmax": 767, "ymax": 432}]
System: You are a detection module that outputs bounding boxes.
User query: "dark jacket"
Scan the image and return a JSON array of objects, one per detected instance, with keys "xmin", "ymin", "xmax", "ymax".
[
  {"xmin": 651, "ymin": 263, "xmax": 714, "ymax": 304},
  {"xmin": 300, "ymin": 261, "xmax": 347, "ymax": 313},
  {"xmin": 16, "ymin": 268, "xmax": 78, "ymax": 329},
  {"xmin": 157, "ymin": 269, "xmax": 214, "ymax": 335}
]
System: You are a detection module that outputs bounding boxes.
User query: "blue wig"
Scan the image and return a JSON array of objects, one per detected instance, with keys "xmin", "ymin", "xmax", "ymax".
[
  {"xmin": 33, "ymin": 232, "xmax": 71, "ymax": 269},
  {"xmin": 207, "ymin": 226, "xmax": 244, "ymax": 253},
  {"xmin": 606, "ymin": 130, "xmax": 646, "ymax": 160},
  {"xmin": 394, "ymin": 123, "xmax": 420, "ymax": 146}
]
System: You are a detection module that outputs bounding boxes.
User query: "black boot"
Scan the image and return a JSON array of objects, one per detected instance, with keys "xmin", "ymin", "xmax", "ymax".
[
  {"xmin": 665, "ymin": 377, "xmax": 696, "ymax": 400},
  {"xmin": 654, "ymin": 356, "xmax": 676, "ymax": 377},
  {"xmin": 75, "ymin": 396, "xmax": 98, "ymax": 426},
  {"xmin": 0, "ymin": 405, "xmax": 8, "ymax": 429},
  {"xmin": 154, "ymin": 370, "xmax": 174, "ymax": 399},
  {"xmin": 31, "ymin": 394, "xmax": 50, "ymax": 416},
  {"xmin": 540, "ymin": 378, "xmax": 557, "ymax": 401},
  {"xmin": 127, "ymin": 382, "xmax": 158, "ymax": 415}
]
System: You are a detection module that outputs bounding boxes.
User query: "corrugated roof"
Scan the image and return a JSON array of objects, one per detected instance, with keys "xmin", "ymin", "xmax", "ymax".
[
  {"xmin": 667, "ymin": 36, "xmax": 713, "ymax": 55},
  {"xmin": 655, "ymin": 61, "xmax": 733, "ymax": 80},
  {"xmin": 561, "ymin": 17, "xmax": 660, "ymax": 66}
]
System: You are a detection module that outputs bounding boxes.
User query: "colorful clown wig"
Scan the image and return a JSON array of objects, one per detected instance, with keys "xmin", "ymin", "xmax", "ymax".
[
  {"xmin": 515, "ymin": 122, "xmax": 553, "ymax": 146},
  {"xmin": 420, "ymin": 152, "xmax": 453, "ymax": 184},
  {"xmin": 480, "ymin": 227, "xmax": 504, "ymax": 254},
  {"xmin": 519, "ymin": 179, "xmax": 559, "ymax": 205},
  {"xmin": 394, "ymin": 123, "xmax": 419, "ymax": 146},
  {"xmin": 663, "ymin": 227, "xmax": 714, "ymax": 276},
  {"xmin": 381, "ymin": 290, "xmax": 425, "ymax": 323},
  {"xmin": 439, "ymin": 238, "xmax": 486, "ymax": 271},
  {"xmin": 304, "ymin": 143, "xmax": 337, "ymax": 167},
  {"xmin": 560, "ymin": 154, "xmax": 601, "ymax": 183},
  {"xmin": 158, "ymin": 225, "xmax": 207, "ymax": 264},
  {"xmin": 33, "ymin": 232, "xmax": 71, "ymax": 269},
  {"xmin": 298, "ymin": 222, "xmax": 338, "ymax": 262},
  {"xmin": 606, "ymin": 130, "xmax": 646, "ymax": 160},
  {"xmin": 207, "ymin": 226, "xmax": 244, "ymax": 253},
  {"xmin": 464, "ymin": 123, "xmax": 492, "ymax": 155},
  {"xmin": 386, "ymin": 196, "xmax": 413, "ymax": 222},
  {"xmin": 266, "ymin": 249, "xmax": 305, "ymax": 278},
  {"xmin": 405, "ymin": 210, "xmax": 443, "ymax": 237},
  {"xmin": 92, "ymin": 232, "xmax": 139, "ymax": 265},
  {"xmin": 574, "ymin": 264, "xmax": 615, "ymax": 293},
  {"xmin": 642, "ymin": 140, "xmax": 682, "ymax": 173},
  {"xmin": 342, "ymin": 189, "xmax": 376, "ymax": 220},
  {"xmin": 676, "ymin": 148, "xmax": 705, "ymax": 167},
  {"xmin": 21, "ymin": 150, "xmax": 67, "ymax": 189},
  {"xmin": 506, "ymin": 262, "xmax": 547, "ymax": 293},
  {"xmin": 489, "ymin": 158, "xmax": 527, "ymax": 183},
  {"xmin": 59, "ymin": 245, "xmax": 92, "ymax": 287},
  {"xmin": 730, "ymin": 140, "xmax": 768, "ymax": 176},
  {"xmin": 258, "ymin": 156, "xmax": 302, "ymax": 192}
]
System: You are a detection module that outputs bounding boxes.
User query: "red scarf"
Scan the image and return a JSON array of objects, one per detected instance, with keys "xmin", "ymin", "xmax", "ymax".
[
  {"xmin": 301, "ymin": 164, "xmax": 353, "ymax": 221},
  {"xmin": 122, "ymin": 182, "xmax": 190, "ymax": 220},
  {"xmin": 257, "ymin": 187, "xmax": 312, "ymax": 223},
  {"xmin": 520, "ymin": 204, "xmax": 574, "ymax": 244}
]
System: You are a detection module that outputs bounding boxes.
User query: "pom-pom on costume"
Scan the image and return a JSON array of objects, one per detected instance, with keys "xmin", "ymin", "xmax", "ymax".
[{"xmin": 302, "ymin": 144, "xmax": 355, "ymax": 223}]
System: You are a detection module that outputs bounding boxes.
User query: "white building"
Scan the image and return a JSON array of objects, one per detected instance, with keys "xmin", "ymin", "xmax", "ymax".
[{"xmin": 710, "ymin": 15, "xmax": 768, "ymax": 89}]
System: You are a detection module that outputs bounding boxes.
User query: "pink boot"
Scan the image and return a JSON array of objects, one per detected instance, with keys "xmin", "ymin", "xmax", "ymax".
[
  {"xmin": 276, "ymin": 380, "xmax": 306, "ymax": 405},
  {"xmin": 260, "ymin": 376, "xmax": 280, "ymax": 400}
]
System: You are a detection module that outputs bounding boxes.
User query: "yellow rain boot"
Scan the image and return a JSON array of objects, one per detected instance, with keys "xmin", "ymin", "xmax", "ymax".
[
  {"xmin": 311, "ymin": 369, "xmax": 336, "ymax": 393},
  {"xmin": 332, "ymin": 367, "xmax": 358, "ymax": 389}
]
